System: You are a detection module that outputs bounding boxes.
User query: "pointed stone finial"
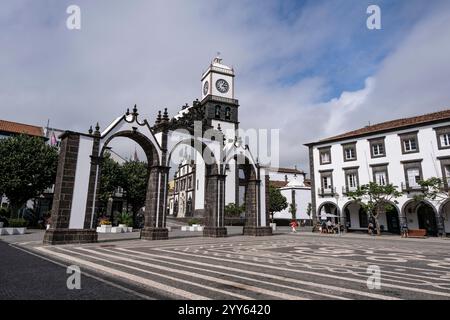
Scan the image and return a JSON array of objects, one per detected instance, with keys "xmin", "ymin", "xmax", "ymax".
[
  {"xmin": 155, "ymin": 110, "xmax": 162, "ymax": 124},
  {"xmin": 133, "ymin": 104, "xmax": 138, "ymax": 115},
  {"xmin": 88, "ymin": 126, "xmax": 93, "ymax": 134},
  {"xmin": 94, "ymin": 122, "xmax": 100, "ymax": 136},
  {"xmin": 126, "ymin": 108, "xmax": 130, "ymax": 116},
  {"xmin": 163, "ymin": 108, "xmax": 169, "ymax": 121}
]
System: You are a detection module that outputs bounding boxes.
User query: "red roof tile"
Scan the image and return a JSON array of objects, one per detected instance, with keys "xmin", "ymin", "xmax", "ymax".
[
  {"xmin": 0, "ymin": 119, "xmax": 44, "ymax": 137},
  {"xmin": 265, "ymin": 166, "xmax": 305, "ymax": 174},
  {"xmin": 269, "ymin": 180, "xmax": 289, "ymax": 188}
]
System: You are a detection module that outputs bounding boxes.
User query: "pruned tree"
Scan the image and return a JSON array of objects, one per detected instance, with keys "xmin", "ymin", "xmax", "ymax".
[
  {"xmin": 98, "ymin": 152, "xmax": 122, "ymax": 213},
  {"xmin": 268, "ymin": 185, "xmax": 288, "ymax": 222},
  {"xmin": 288, "ymin": 202, "xmax": 297, "ymax": 220},
  {"xmin": 306, "ymin": 203, "xmax": 312, "ymax": 217},
  {"xmin": 224, "ymin": 203, "xmax": 245, "ymax": 217},
  {"xmin": 119, "ymin": 160, "xmax": 148, "ymax": 224},
  {"xmin": 347, "ymin": 182, "xmax": 403, "ymax": 235}
]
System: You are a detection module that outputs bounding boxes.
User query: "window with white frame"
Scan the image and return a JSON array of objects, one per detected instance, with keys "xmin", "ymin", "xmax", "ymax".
[
  {"xmin": 322, "ymin": 176, "xmax": 331, "ymax": 189},
  {"xmin": 321, "ymin": 152, "xmax": 331, "ymax": 164},
  {"xmin": 320, "ymin": 171, "xmax": 333, "ymax": 193},
  {"xmin": 375, "ymin": 171, "xmax": 387, "ymax": 186},
  {"xmin": 345, "ymin": 148, "xmax": 355, "ymax": 160},
  {"xmin": 372, "ymin": 164, "xmax": 389, "ymax": 186},
  {"xmin": 369, "ymin": 138, "xmax": 386, "ymax": 158},
  {"xmin": 440, "ymin": 133, "xmax": 450, "ymax": 147},
  {"xmin": 444, "ymin": 165, "xmax": 450, "ymax": 185},
  {"xmin": 399, "ymin": 132, "xmax": 419, "ymax": 154},
  {"xmin": 439, "ymin": 158, "xmax": 450, "ymax": 188},
  {"xmin": 406, "ymin": 168, "xmax": 421, "ymax": 188},
  {"xmin": 373, "ymin": 144, "xmax": 384, "ymax": 156},
  {"xmin": 319, "ymin": 147, "xmax": 331, "ymax": 165},
  {"xmin": 347, "ymin": 173, "xmax": 358, "ymax": 189},
  {"xmin": 343, "ymin": 143, "xmax": 357, "ymax": 161},
  {"xmin": 403, "ymin": 139, "xmax": 417, "ymax": 152},
  {"xmin": 434, "ymin": 126, "xmax": 450, "ymax": 150}
]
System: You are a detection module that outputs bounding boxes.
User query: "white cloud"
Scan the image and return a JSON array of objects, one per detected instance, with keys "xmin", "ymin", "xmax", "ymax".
[{"xmin": 0, "ymin": 0, "xmax": 449, "ymax": 173}]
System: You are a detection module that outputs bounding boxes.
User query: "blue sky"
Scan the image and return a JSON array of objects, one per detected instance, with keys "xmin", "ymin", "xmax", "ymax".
[{"xmin": 1, "ymin": 0, "xmax": 450, "ymax": 170}]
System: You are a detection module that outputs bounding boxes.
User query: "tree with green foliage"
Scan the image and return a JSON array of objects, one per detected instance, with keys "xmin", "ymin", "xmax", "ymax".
[
  {"xmin": 415, "ymin": 177, "xmax": 449, "ymax": 204},
  {"xmin": 347, "ymin": 182, "xmax": 403, "ymax": 235},
  {"xmin": 306, "ymin": 203, "xmax": 312, "ymax": 217},
  {"xmin": 119, "ymin": 160, "xmax": 148, "ymax": 224},
  {"xmin": 0, "ymin": 134, "xmax": 58, "ymax": 218},
  {"xmin": 268, "ymin": 185, "xmax": 288, "ymax": 222},
  {"xmin": 224, "ymin": 203, "xmax": 245, "ymax": 217},
  {"xmin": 98, "ymin": 152, "xmax": 122, "ymax": 213}
]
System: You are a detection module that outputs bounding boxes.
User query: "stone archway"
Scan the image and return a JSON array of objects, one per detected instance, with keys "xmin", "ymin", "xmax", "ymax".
[
  {"xmin": 342, "ymin": 201, "xmax": 365, "ymax": 231},
  {"xmin": 166, "ymin": 137, "xmax": 227, "ymax": 237},
  {"xmin": 43, "ymin": 105, "xmax": 270, "ymax": 244},
  {"xmin": 224, "ymin": 146, "xmax": 272, "ymax": 236},
  {"xmin": 402, "ymin": 200, "xmax": 440, "ymax": 236},
  {"xmin": 98, "ymin": 130, "xmax": 165, "ymax": 240},
  {"xmin": 317, "ymin": 202, "xmax": 340, "ymax": 223},
  {"xmin": 44, "ymin": 107, "xmax": 169, "ymax": 244}
]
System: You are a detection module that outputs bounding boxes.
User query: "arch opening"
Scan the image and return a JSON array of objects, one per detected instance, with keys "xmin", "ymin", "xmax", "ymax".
[{"xmin": 403, "ymin": 200, "xmax": 439, "ymax": 236}]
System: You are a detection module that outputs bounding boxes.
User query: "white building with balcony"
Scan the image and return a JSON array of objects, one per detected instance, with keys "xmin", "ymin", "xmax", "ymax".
[{"xmin": 305, "ymin": 109, "xmax": 450, "ymax": 236}]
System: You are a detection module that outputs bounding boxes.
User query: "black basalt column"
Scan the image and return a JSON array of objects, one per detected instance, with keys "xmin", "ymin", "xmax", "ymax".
[
  {"xmin": 43, "ymin": 132, "xmax": 97, "ymax": 245},
  {"xmin": 203, "ymin": 173, "xmax": 227, "ymax": 237},
  {"xmin": 243, "ymin": 178, "xmax": 272, "ymax": 236},
  {"xmin": 141, "ymin": 165, "xmax": 170, "ymax": 240}
]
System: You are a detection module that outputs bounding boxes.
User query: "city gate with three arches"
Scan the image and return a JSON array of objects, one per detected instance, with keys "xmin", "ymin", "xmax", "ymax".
[{"xmin": 43, "ymin": 106, "xmax": 272, "ymax": 244}]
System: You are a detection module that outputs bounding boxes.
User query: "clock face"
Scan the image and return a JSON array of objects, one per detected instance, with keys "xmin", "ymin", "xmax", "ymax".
[
  {"xmin": 203, "ymin": 81, "xmax": 209, "ymax": 95},
  {"xmin": 215, "ymin": 79, "xmax": 229, "ymax": 93}
]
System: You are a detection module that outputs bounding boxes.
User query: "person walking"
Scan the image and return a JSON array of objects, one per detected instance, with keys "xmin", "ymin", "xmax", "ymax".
[
  {"xmin": 401, "ymin": 221, "xmax": 409, "ymax": 238},
  {"xmin": 290, "ymin": 219, "xmax": 299, "ymax": 233}
]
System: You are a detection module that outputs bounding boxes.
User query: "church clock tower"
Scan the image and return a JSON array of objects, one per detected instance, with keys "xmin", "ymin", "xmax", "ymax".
[{"xmin": 200, "ymin": 55, "xmax": 239, "ymax": 134}]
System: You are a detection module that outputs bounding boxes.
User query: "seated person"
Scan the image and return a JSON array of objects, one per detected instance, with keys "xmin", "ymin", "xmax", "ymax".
[{"xmin": 326, "ymin": 220, "xmax": 333, "ymax": 233}]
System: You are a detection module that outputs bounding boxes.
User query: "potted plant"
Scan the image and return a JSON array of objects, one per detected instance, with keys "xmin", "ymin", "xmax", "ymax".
[
  {"xmin": 6, "ymin": 218, "xmax": 28, "ymax": 235},
  {"xmin": 117, "ymin": 212, "xmax": 133, "ymax": 232},
  {"xmin": 97, "ymin": 216, "xmax": 112, "ymax": 233}
]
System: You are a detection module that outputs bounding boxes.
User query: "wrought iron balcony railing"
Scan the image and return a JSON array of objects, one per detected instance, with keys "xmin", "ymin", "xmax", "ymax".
[
  {"xmin": 342, "ymin": 186, "xmax": 358, "ymax": 195},
  {"xmin": 401, "ymin": 182, "xmax": 426, "ymax": 193},
  {"xmin": 317, "ymin": 187, "xmax": 336, "ymax": 197}
]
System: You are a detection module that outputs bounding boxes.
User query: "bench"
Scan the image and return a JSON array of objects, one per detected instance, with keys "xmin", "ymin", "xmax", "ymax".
[{"xmin": 408, "ymin": 229, "xmax": 427, "ymax": 238}]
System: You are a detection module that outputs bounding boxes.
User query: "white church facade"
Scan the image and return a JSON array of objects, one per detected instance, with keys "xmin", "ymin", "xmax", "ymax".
[{"xmin": 167, "ymin": 57, "xmax": 311, "ymax": 222}]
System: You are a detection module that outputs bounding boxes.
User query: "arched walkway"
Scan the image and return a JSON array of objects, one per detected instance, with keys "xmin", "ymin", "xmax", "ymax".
[
  {"xmin": 342, "ymin": 201, "xmax": 400, "ymax": 234},
  {"xmin": 317, "ymin": 202, "xmax": 340, "ymax": 223},
  {"xmin": 402, "ymin": 200, "xmax": 439, "ymax": 236},
  {"xmin": 342, "ymin": 201, "xmax": 367, "ymax": 231}
]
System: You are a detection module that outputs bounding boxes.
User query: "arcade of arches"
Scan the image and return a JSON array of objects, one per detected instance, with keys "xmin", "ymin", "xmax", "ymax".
[{"xmin": 317, "ymin": 199, "xmax": 449, "ymax": 236}]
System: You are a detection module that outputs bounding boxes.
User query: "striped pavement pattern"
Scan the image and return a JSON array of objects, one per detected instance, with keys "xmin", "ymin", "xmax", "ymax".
[{"xmin": 28, "ymin": 235, "xmax": 450, "ymax": 300}]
